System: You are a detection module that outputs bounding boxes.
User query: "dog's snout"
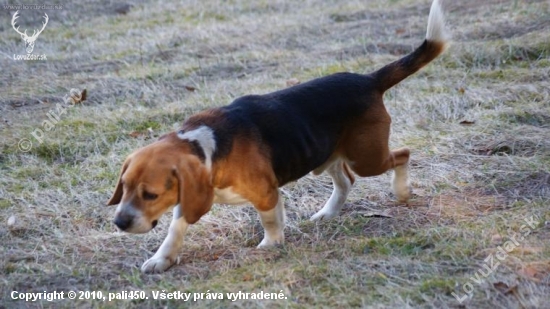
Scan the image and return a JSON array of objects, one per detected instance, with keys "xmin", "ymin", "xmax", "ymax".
[{"xmin": 114, "ymin": 214, "xmax": 133, "ymax": 231}]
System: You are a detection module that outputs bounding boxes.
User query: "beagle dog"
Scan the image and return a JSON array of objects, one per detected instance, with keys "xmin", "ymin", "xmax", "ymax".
[{"xmin": 108, "ymin": 0, "xmax": 449, "ymax": 273}]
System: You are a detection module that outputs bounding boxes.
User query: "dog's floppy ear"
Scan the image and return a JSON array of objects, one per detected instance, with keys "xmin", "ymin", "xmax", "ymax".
[
  {"xmin": 107, "ymin": 158, "xmax": 130, "ymax": 206},
  {"xmin": 173, "ymin": 157, "xmax": 214, "ymax": 224}
]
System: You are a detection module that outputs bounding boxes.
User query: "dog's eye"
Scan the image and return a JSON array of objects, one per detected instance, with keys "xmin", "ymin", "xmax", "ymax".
[{"xmin": 143, "ymin": 191, "xmax": 158, "ymax": 200}]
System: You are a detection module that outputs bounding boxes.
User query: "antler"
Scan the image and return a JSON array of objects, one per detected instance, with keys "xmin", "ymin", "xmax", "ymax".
[
  {"xmin": 11, "ymin": 11, "xmax": 49, "ymax": 39},
  {"xmin": 11, "ymin": 11, "xmax": 28, "ymax": 38},
  {"xmin": 29, "ymin": 13, "xmax": 49, "ymax": 39}
]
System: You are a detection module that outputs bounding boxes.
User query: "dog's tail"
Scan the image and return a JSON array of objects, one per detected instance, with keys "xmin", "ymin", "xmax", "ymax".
[{"xmin": 373, "ymin": 0, "xmax": 449, "ymax": 93}]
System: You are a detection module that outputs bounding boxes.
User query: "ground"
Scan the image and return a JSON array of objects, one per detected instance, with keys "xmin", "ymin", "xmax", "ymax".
[{"xmin": 1, "ymin": 0, "xmax": 549, "ymax": 308}]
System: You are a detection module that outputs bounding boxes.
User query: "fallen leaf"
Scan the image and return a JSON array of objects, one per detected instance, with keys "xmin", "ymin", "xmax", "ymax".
[
  {"xmin": 457, "ymin": 87, "xmax": 466, "ymax": 94},
  {"xmin": 518, "ymin": 266, "xmax": 539, "ymax": 281},
  {"xmin": 517, "ymin": 262, "xmax": 550, "ymax": 283},
  {"xmin": 64, "ymin": 88, "xmax": 87, "ymax": 105},
  {"xmin": 184, "ymin": 85, "xmax": 197, "ymax": 92},
  {"xmin": 491, "ymin": 234, "xmax": 503, "ymax": 244},
  {"xmin": 395, "ymin": 28, "xmax": 406, "ymax": 35},
  {"xmin": 459, "ymin": 120, "xmax": 475, "ymax": 125},
  {"xmin": 493, "ymin": 282, "xmax": 518, "ymax": 295},
  {"xmin": 129, "ymin": 131, "xmax": 143, "ymax": 138}
]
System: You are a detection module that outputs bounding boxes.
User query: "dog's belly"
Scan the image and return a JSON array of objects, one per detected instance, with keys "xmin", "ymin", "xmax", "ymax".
[{"xmin": 213, "ymin": 187, "xmax": 249, "ymax": 205}]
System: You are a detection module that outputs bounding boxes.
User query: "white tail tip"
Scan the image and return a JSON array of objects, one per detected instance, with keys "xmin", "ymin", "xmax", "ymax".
[{"xmin": 426, "ymin": 0, "xmax": 449, "ymax": 43}]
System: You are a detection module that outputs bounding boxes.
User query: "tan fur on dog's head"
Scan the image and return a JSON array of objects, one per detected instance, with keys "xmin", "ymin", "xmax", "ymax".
[{"xmin": 107, "ymin": 133, "xmax": 213, "ymax": 233}]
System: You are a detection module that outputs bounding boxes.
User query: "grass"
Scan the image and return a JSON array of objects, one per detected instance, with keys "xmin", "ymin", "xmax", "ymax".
[{"xmin": 1, "ymin": 0, "xmax": 550, "ymax": 308}]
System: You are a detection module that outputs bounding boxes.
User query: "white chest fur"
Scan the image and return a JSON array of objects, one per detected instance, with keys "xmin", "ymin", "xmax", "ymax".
[{"xmin": 213, "ymin": 187, "xmax": 249, "ymax": 205}]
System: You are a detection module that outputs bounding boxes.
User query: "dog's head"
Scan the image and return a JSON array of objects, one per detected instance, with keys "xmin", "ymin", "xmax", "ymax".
[{"xmin": 107, "ymin": 136, "xmax": 214, "ymax": 233}]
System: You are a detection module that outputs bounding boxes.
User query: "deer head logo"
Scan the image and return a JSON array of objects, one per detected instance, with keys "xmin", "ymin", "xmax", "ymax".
[{"xmin": 11, "ymin": 11, "xmax": 49, "ymax": 54}]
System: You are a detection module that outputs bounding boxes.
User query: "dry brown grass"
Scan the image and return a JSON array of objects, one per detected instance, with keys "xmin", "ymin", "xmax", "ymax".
[{"xmin": 1, "ymin": 0, "xmax": 549, "ymax": 308}]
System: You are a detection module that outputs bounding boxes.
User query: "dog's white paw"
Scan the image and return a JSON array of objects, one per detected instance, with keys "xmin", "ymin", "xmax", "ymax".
[
  {"xmin": 141, "ymin": 255, "xmax": 176, "ymax": 273},
  {"xmin": 310, "ymin": 209, "xmax": 338, "ymax": 221},
  {"xmin": 257, "ymin": 234, "xmax": 284, "ymax": 248},
  {"xmin": 394, "ymin": 182, "xmax": 411, "ymax": 203},
  {"xmin": 392, "ymin": 165, "xmax": 411, "ymax": 203},
  {"xmin": 396, "ymin": 190, "xmax": 411, "ymax": 203}
]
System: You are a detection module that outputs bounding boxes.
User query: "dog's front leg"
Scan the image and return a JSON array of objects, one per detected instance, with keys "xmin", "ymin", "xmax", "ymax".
[{"xmin": 141, "ymin": 206, "xmax": 188, "ymax": 273}]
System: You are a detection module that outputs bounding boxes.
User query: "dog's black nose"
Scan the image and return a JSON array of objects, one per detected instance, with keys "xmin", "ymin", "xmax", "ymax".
[
  {"xmin": 152, "ymin": 220, "xmax": 158, "ymax": 228},
  {"xmin": 114, "ymin": 215, "xmax": 132, "ymax": 231}
]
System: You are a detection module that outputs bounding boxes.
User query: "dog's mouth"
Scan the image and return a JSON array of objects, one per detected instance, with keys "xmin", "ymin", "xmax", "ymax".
[{"xmin": 152, "ymin": 220, "xmax": 158, "ymax": 229}]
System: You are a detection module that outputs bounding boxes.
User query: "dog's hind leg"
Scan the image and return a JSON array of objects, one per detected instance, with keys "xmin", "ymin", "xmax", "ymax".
[
  {"xmin": 310, "ymin": 159, "xmax": 355, "ymax": 221},
  {"xmin": 342, "ymin": 115, "xmax": 411, "ymax": 203},
  {"xmin": 390, "ymin": 148, "xmax": 411, "ymax": 202}
]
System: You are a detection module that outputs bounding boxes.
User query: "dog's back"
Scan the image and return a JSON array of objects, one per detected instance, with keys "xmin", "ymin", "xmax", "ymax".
[{"xmin": 220, "ymin": 73, "xmax": 377, "ymax": 184}]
